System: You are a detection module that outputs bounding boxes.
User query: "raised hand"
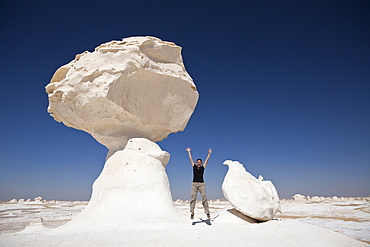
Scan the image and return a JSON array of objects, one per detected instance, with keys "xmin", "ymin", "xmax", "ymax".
[
  {"xmin": 203, "ymin": 148, "xmax": 212, "ymax": 168},
  {"xmin": 186, "ymin": 147, "xmax": 194, "ymax": 166}
]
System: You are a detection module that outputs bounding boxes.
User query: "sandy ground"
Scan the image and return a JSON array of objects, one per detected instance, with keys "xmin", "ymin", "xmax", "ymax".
[{"xmin": 0, "ymin": 198, "xmax": 369, "ymax": 246}]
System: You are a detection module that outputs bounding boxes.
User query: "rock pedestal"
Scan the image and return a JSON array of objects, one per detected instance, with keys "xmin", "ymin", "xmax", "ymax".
[{"xmin": 58, "ymin": 138, "xmax": 184, "ymax": 232}]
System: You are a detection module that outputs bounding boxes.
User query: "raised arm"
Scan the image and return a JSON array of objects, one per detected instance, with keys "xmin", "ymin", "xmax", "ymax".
[
  {"xmin": 186, "ymin": 147, "xmax": 195, "ymax": 167},
  {"xmin": 203, "ymin": 148, "xmax": 212, "ymax": 168}
]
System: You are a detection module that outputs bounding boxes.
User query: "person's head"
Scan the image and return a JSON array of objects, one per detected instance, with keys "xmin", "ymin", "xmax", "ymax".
[{"xmin": 196, "ymin": 159, "xmax": 203, "ymax": 167}]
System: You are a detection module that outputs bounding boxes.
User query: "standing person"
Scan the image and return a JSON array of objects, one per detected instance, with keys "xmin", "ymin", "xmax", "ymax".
[{"xmin": 186, "ymin": 147, "xmax": 212, "ymax": 219}]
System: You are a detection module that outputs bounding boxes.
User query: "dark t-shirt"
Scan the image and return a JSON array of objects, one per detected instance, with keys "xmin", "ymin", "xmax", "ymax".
[{"xmin": 193, "ymin": 165, "xmax": 205, "ymax": 182}]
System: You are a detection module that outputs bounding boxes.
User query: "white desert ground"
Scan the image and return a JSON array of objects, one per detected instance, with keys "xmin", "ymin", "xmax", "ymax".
[{"xmin": 0, "ymin": 196, "xmax": 369, "ymax": 246}]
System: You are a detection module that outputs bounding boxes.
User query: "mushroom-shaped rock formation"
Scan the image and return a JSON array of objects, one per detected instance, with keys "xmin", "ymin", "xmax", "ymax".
[
  {"xmin": 46, "ymin": 36, "xmax": 199, "ymax": 158},
  {"xmin": 222, "ymin": 160, "xmax": 281, "ymax": 221},
  {"xmin": 41, "ymin": 37, "xmax": 197, "ymax": 232},
  {"xmin": 57, "ymin": 138, "xmax": 185, "ymax": 232}
]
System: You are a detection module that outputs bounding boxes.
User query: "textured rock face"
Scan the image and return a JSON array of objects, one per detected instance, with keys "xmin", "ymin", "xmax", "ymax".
[
  {"xmin": 222, "ymin": 160, "xmax": 281, "ymax": 221},
  {"xmin": 46, "ymin": 36, "xmax": 199, "ymax": 158},
  {"xmin": 58, "ymin": 138, "xmax": 185, "ymax": 231}
]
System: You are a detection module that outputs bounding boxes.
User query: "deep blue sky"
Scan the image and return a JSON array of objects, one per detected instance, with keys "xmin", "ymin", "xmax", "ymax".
[{"xmin": 1, "ymin": 0, "xmax": 369, "ymax": 200}]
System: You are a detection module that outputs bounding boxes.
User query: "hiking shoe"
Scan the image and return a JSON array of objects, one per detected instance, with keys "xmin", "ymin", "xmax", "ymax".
[
  {"xmin": 190, "ymin": 214, "xmax": 194, "ymax": 220},
  {"xmin": 207, "ymin": 213, "xmax": 211, "ymax": 218}
]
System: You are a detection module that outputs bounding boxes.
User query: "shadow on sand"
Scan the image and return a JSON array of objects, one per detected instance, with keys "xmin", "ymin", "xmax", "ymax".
[
  {"xmin": 191, "ymin": 215, "xmax": 219, "ymax": 226},
  {"xmin": 191, "ymin": 208, "xmax": 265, "ymax": 226},
  {"xmin": 227, "ymin": 208, "xmax": 264, "ymax": 223}
]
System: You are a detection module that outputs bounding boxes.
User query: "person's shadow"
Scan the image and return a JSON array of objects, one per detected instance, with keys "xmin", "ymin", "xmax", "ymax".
[
  {"xmin": 191, "ymin": 215, "xmax": 219, "ymax": 226},
  {"xmin": 191, "ymin": 209, "xmax": 263, "ymax": 226}
]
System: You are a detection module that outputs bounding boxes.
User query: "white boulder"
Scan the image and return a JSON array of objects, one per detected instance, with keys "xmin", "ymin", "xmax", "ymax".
[
  {"xmin": 34, "ymin": 196, "xmax": 42, "ymax": 202},
  {"xmin": 174, "ymin": 199, "xmax": 183, "ymax": 204},
  {"xmin": 58, "ymin": 138, "xmax": 184, "ymax": 232},
  {"xmin": 20, "ymin": 218, "xmax": 48, "ymax": 234},
  {"xmin": 45, "ymin": 36, "xmax": 199, "ymax": 158},
  {"xmin": 293, "ymin": 194, "xmax": 307, "ymax": 201},
  {"xmin": 311, "ymin": 196, "xmax": 320, "ymax": 202},
  {"xmin": 222, "ymin": 160, "xmax": 281, "ymax": 221},
  {"xmin": 332, "ymin": 196, "xmax": 340, "ymax": 201}
]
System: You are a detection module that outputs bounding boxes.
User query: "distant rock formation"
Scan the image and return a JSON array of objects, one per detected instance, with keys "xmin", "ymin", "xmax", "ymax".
[
  {"xmin": 291, "ymin": 194, "xmax": 358, "ymax": 203},
  {"xmin": 332, "ymin": 196, "xmax": 340, "ymax": 201},
  {"xmin": 46, "ymin": 36, "xmax": 199, "ymax": 159},
  {"xmin": 310, "ymin": 196, "xmax": 321, "ymax": 202},
  {"xmin": 34, "ymin": 196, "xmax": 42, "ymax": 203},
  {"xmin": 222, "ymin": 160, "xmax": 281, "ymax": 221},
  {"xmin": 19, "ymin": 218, "xmax": 48, "ymax": 234},
  {"xmin": 293, "ymin": 194, "xmax": 306, "ymax": 201}
]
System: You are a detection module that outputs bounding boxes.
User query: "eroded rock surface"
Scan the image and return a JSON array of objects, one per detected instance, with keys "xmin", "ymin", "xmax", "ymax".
[
  {"xmin": 46, "ymin": 36, "xmax": 198, "ymax": 158},
  {"xmin": 57, "ymin": 138, "xmax": 185, "ymax": 232},
  {"xmin": 222, "ymin": 160, "xmax": 281, "ymax": 221}
]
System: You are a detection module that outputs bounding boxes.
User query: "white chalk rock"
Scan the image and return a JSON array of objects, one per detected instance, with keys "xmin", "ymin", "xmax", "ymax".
[
  {"xmin": 34, "ymin": 196, "xmax": 42, "ymax": 202},
  {"xmin": 174, "ymin": 199, "xmax": 183, "ymax": 204},
  {"xmin": 20, "ymin": 218, "xmax": 48, "ymax": 234},
  {"xmin": 46, "ymin": 36, "xmax": 199, "ymax": 158},
  {"xmin": 222, "ymin": 160, "xmax": 281, "ymax": 221},
  {"xmin": 293, "ymin": 194, "xmax": 307, "ymax": 201},
  {"xmin": 332, "ymin": 196, "xmax": 340, "ymax": 201},
  {"xmin": 311, "ymin": 196, "xmax": 321, "ymax": 202},
  {"xmin": 57, "ymin": 138, "xmax": 184, "ymax": 232}
]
